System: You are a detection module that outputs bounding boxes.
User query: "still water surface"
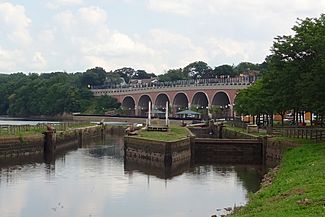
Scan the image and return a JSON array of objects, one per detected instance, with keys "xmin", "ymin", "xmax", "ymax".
[{"xmin": 0, "ymin": 136, "xmax": 263, "ymax": 217}]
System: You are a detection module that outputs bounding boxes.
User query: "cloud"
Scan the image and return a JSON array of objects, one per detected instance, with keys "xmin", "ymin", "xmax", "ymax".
[
  {"xmin": 1, "ymin": 1, "xmax": 324, "ymax": 73},
  {"xmin": 31, "ymin": 52, "xmax": 47, "ymax": 70},
  {"xmin": 147, "ymin": 0, "xmax": 195, "ymax": 15},
  {"xmin": 46, "ymin": 0, "xmax": 83, "ymax": 9},
  {"xmin": 148, "ymin": 29, "xmax": 207, "ymax": 69},
  {"xmin": 0, "ymin": 47, "xmax": 20, "ymax": 70},
  {"xmin": 48, "ymin": 6, "xmax": 156, "ymax": 71},
  {"xmin": 206, "ymin": 37, "xmax": 271, "ymax": 64},
  {"xmin": 0, "ymin": 2, "xmax": 32, "ymax": 46},
  {"xmin": 79, "ymin": 6, "xmax": 108, "ymax": 24}
]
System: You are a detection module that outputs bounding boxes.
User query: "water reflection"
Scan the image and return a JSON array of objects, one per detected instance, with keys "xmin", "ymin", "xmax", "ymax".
[{"xmin": 0, "ymin": 135, "xmax": 263, "ymax": 217}]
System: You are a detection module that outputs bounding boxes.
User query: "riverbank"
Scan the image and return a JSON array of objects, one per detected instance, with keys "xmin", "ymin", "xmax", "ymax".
[
  {"xmin": 226, "ymin": 130, "xmax": 325, "ymax": 216},
  {"xmin": 0, "ymin": 124, "xmax": 125, "ymax": 162}
]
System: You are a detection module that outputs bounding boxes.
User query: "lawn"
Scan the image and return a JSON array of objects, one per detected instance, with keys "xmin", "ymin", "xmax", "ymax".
[
  {"xmin": 231, "ymin": 141, "xmax": 325, "ymax": 217},
  {"xmin": 135, "ymin": 126, "xmax": 190, "ymax": 142}
]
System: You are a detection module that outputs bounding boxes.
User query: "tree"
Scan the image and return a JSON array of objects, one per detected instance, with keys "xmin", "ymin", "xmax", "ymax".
[
  {"xmin": 132, "ymin": 70, "xmax": 156, "ymax": 79},
  {"xmin": 235, "ymin": 14, "xmax": 325, "ymax": 125},
  {"xmin": 183, "ymin": 61, "xmax": 212, "ymax": 79},
  {"xmin": 158, "ymin": 68, "xmax": 188, "ymax": 82},
  {"xmin": 105, "ymin": 72, "xmax": 123, "ymax": 86},
  {"xmin": 267, "ymin": 14, "xmax": 325, "ymax": 122},
  {"xmin": 114, "ymin": 67, "xmax": 136, "ymax": 83},
  {"xmin": 234, "ymin": 62, "xmax": 260, "ymax": 74},
  {"xmin": 81, "ymin": 67, "xmax": 107, "ymax": 87},
  {"xmin": 213, "ymin": 64, "xmax": 235, "ymax": 77}
]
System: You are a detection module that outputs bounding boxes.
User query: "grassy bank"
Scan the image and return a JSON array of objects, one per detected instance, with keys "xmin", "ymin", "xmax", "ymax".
[
  {"xmin": 135, "ymin": 126, "xmax": 189, "ymax": 142},
  {"xmin": 0, "ymin": 122, "xmax": 96, "ymax": 137},
  {"xmin": 231, "ymin": 140, "xmax": 325, "ymax": 217}
]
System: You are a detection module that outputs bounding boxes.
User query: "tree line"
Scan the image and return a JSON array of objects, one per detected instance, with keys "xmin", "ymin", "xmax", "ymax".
[
  {"xmin": 0, "ymin": 72, "xmax": 120, "ymax": 117},
  {"xmin": 79, "ymin": 61, "xmax": 265, "ymax": 88},
  {"xmin": 0, "ymin": 61, "xmax": 261, "ymax": 117},
  {"xmin": 235, "ymin": 14, "xmax": 325, "ymax": 126}
]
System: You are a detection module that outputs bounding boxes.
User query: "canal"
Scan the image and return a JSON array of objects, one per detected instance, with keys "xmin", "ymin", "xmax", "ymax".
[{"xmin": 0, "ymin": 135, "xmax": 263, "ymax": 217}]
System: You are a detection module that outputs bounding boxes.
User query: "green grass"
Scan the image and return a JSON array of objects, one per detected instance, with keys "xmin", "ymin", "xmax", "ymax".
[
  {"xmin": 224, "ymin": 124, "xmax": 267, "ymax": 137},
  {"xmin": 0, "ymin": 122, "xmax": 96, "ymax": 137},
  {"xmin": 135, "ymin": 126, "xmax": 189, "ymax": 142},
  {"xmin": 231, "ymin": 141, "xmax": 325, "ymax": 217}
]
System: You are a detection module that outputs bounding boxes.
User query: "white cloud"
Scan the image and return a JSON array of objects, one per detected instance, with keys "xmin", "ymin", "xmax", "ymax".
[
  {"xmin": 48, "ymin": 6, "xmax": 156, "ymax": 71},
  {"xmin": 207, "ymin": 37, "xmax": 271, "ymax": 64},
  {"xmin": 0, "ymin": 0, "xmax": 324, "ymax": 73},
  {"xmin": 0, "ymin": 2, "xmax": 32, "ymax": 46},
  {"xmin": 57, "ymin": 0, "xmax": 83, "ymax": 4},
  {"xmin": 0, "ymin": 47, "xmax": 20, "ymax": 70},
  {"xmin": 148, "ymin": 29, "xmax": 207, "ymax": 70},
  {"xmin": 79, "ymin": 6, "xmax": 108, "ymax": 24},
  {"xmin": 148, "ymin": 0, "xmax": 195, "ymax": 15},
  {"xmin": 31, "ymin": 52, "xmax": 47, "ymax": 70},
  {"xmin": 46, "ymin": 0, "xmax": 83, "ymax": 9},
  {"xmin": 147, "ymin": 0, "xmax": 325, "ymax": 16}
]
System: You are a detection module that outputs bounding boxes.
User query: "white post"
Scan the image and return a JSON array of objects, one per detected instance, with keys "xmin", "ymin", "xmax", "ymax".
[
  {"xmin": 165, "ymin": 101, "xmax": 169, "ymax": 126},
  {"xmin": 148, "ymin": 101, "xmax": 151, "ymax": 126}
]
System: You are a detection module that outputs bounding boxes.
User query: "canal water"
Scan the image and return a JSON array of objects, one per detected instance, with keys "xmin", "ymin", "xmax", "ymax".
[{"xmin": 0, "ymin": 135, "xmax": 263, "ymax": 217}]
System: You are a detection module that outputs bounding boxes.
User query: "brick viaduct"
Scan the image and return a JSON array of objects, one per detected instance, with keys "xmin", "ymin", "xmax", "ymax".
[{"xmin": 92, "ymin": 82, "xmax": 251, "ymax": 117}]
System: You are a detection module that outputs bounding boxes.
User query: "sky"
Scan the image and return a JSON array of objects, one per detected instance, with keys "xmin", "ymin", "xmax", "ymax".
[{"xmin": 0, "ymin": 0, "xmax": 324, "ymax": 74}]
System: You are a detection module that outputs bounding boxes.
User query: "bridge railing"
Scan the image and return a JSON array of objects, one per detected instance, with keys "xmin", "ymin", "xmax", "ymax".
[{"xmin": 91, "ymin": 76, "xmax": 257, "ymax": 92}]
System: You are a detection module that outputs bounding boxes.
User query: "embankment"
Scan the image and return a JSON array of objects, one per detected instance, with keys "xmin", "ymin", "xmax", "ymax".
[
  {"xmin": 221, "ymin": 127, "xmax": 325, "ymax": 216},
  {"xmin": 231, "ymin": 140, "xmax": 325, "ymax": 217},
  {"xmin": 0, "ymin": 125, "xmax": 125, "ymax": 163}
]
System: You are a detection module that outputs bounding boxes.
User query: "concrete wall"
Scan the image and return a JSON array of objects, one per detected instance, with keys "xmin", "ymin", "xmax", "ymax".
[
  {"xmin": 219, "ymin": 127, "xmax": 302, "ymax": 167},
  {"xmin": 124, "ymin": 136, "xmax": 191, "ymax": 167},
  {"xmin": 194, "ymin": 138, "xmax": 263, "ymax": 164},
  {"xmin": 0, "ymin": 125, "xmax": 125, "ymax": 162},
  {"xmin": 265, "ymin": 138, "xmax": 300, "ymax": 167},
  {"xmin": 0, "ymin": 135, "xmax": 44, "ymax": 160}
]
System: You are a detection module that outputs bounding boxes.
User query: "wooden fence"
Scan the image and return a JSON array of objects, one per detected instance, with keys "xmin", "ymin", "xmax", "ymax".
[{"xmin": 271, "ymin": 127, "xmax": 325, "ymax": 142}]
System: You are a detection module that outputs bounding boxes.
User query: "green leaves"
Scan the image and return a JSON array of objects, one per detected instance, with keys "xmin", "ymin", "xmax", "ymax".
[{"xmin": 235, "ymin": 14, "xmax": 325, "ymax": 119}]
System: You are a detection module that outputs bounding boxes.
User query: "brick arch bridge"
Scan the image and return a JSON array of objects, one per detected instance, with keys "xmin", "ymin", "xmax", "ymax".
[{"xmin": 92, "ymin": 82, "xmax": 251, "ymax": 117}]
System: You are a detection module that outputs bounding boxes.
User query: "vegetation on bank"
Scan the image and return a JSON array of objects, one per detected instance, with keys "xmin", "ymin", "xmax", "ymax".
[
  {"xmin": 0, "ymin": 122, "xmax": 96, "ymax": 137},
  {"xmin": 231, "ymin": 140, "xmax": 325, "ymax": 217},
  {"xmin": 0, "ymin": 70, "xmax": 121, "ymax": 117},
  {"xmin": 135, "ymin": 126, "xmax": 189, "ymax": 142},
  {"xmin": 235, "ymin": 14, "xmax": 325, "ymax": 126}
]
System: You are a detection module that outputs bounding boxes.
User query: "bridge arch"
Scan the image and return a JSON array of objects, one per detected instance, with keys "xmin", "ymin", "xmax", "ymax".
[
  {"xmin": 211, "ymin": 91, "xmax": 231, "ymax": 118},
  {"xmin": 192, "ymin": 92, "xmax": 209, "ymax": 117},
  {"xmin": 121, "ymin": 96, "xmax": 136, "ymax": 116},
  {"xmin": 154, "ymin": 93, "xmax": 170, "ymax": 111},
  {"xmin": 173, "ymin": 92, "xmax": 189, "ymax": 114},
  {"xmin": 138, "ymin": 95, "xmax": 152, "ymax": 117}
]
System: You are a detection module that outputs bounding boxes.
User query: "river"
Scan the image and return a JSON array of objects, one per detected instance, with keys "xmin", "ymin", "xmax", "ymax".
[{"xmin": 0, "ymin": 134, "xmax": 263, "ymax": 217}]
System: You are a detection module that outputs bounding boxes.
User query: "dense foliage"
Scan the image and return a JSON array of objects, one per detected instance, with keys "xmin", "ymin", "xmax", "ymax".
[
  {"xmin": 235, "ymin": 14, "xmax": 325, "ymax": 125},
  {"xmin": 0, "ymin": 71, "xmax": 120, "ymax": 117},
  {"xmin": 158, "ymin": 61, "xmax": 265, "ymax": 82}
]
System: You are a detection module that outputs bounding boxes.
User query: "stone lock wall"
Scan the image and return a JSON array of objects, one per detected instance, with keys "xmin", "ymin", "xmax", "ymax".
[
  {"xmin": 124, "ymin": 136, "xmax": 191, "ymax": 166},
  {"xmin": 0, "ymin": 135, "xmax": 44, "ymax": 159}
]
